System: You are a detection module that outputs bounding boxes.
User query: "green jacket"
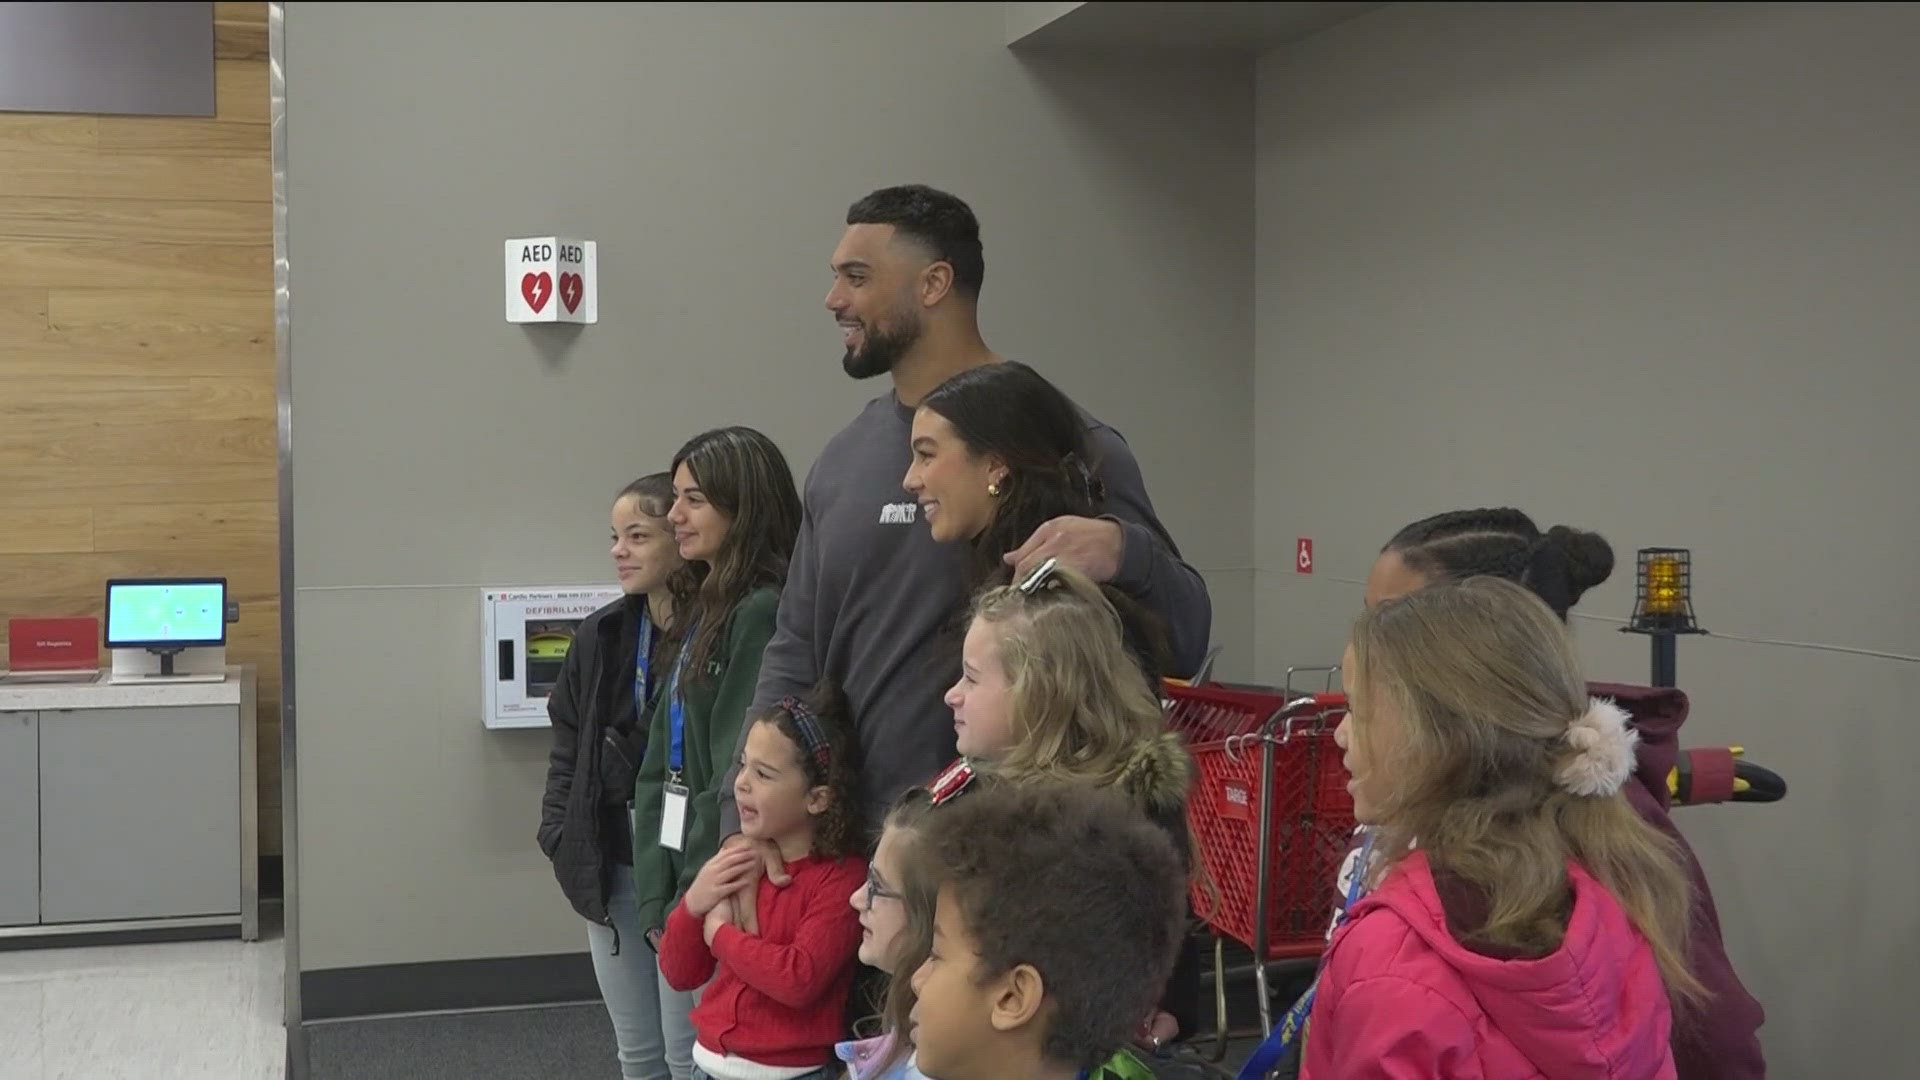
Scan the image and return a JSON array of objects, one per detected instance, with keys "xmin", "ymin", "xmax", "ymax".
[{"xmin": 632, "ymin": 586, "xmax": 779, "ymax": 931}]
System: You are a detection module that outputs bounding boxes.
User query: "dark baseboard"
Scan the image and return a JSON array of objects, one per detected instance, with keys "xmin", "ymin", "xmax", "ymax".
[
  {"xmin": 301, "ymin": 952, "xmax": 600, "ymax": 1021},
  {"xmin": 0, "ymin": 922, "xmax": 239, "ymax": 952}
]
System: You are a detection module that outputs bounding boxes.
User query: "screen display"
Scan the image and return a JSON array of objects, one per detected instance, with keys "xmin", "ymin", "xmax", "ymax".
[
  {"xmin": 106, "ymin": 580, "xmax": 227, "ymax": 647},
  {"xmin": 0, "ymin": 3, "xmax": 215, "ymax": 117}
]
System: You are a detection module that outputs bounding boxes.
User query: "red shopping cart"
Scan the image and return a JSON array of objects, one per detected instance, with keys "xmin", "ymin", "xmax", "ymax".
[{"xmin": 1165, "ymin": 674, "xmax": 1356, "ymax": 1056}]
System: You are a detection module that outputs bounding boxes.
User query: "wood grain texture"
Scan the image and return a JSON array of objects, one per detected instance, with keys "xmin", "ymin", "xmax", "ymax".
[
  {"xmin": 0, "ymin": 377, "xmax": 273, "ymax": 423},
  {"xmin": 214, "ymin": 1, "xmax": 268, "ymax": 26},
  {"xmin": 0, "ymin": 116, "xmax": 97, "ymax": 150},
  {"xmin": 0, "ymin": 461, "xmax": 277, "ymax": 510},
  {"xmin": 49, "ymin": 288, "xmax": 271, "ymax": 329},
  {"xmin": 96, "ymin": 120, "xmax": 268, "ymax": 156},
  {"xmin": 215, "ymin": 12, "xmax": 270, "ymax": 63},
  {"xmin": 216, "ymin": 60, "xmax": 271, "ymax": 126},
  {"xmin": 0, "ymin": 197, "xmax": 270, "ymax": 242},
  {"xmin": 0, "ymin": 288, "xmax": 47, "ymax": 333},
  {"xmin": 0, "ymin": 3, "xmax": 280, "ymax": 855},
  {"xmin": 0, "ymin": 509, "xmax": 94, "ymax": 556},
  {"xmin": 0, "ymin": 147, "xmax": 271, "ymax": 202},
  {"xmin": 0, "ymin": 241, "xmax": 269, "ymax": 291},
  {"xmin": 93, "ymin": 502, "xmax": 278, "ymax": 555},
  {"xmin": 0, "ymin": 418, "xmax": 275, "ymax": 471}
]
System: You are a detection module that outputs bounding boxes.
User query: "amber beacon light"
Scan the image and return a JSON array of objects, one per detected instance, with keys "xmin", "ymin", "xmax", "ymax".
[{"xmin": 1622, "ymin": 548, "xmax": 1706, "ymax": 687}]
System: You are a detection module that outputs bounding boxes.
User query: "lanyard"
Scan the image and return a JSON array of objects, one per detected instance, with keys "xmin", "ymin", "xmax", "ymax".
[
  {"xmin": 1236, "ymin": 830, "xmax": 1375, "ymax": 1080},
  {"xmin": 632, "ymin": 613, "xmax": 655, "ymax": 718},
  {"xmin": 666, "ymin": 620, "xmax": 699, "ymax": 782}
]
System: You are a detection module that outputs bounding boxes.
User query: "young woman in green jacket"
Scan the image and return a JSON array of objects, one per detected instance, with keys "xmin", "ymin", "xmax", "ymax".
[{"xmin": 630, "ymin": 425, "xmax": 800, "ymax": 1080}]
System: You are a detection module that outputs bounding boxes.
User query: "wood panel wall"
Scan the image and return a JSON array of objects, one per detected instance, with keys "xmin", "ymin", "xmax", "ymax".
[{"xmin": 0, "ymin": 4, "xmax": 281, "ymax": 858}]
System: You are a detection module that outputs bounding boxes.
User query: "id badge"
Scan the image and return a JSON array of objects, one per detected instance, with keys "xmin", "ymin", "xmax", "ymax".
[{"xmin": 659, "ymin": 783, "xmax": 689, "ymax": 851}]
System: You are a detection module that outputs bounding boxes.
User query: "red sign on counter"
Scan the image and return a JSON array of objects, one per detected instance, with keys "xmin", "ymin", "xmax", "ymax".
[{"xmin": 9, "ymin": 617, "xmax": 99, "ymax": 673}]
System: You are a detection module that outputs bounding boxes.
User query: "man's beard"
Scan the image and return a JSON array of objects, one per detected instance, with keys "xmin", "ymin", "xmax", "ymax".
[{"xmin": 841, "ymin": 312, "xmax": 923, "ymax": 380}]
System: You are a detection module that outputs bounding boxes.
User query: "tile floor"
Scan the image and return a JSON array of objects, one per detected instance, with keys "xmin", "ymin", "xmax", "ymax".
[{"xmin": 0, "ymin": 929, "xmax": 284, "ymax": 1080}]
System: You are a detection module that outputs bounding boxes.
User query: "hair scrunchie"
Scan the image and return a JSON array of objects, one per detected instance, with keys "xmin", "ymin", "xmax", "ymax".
[{"xmin": 1555, "ymin": 698, "xmax": 1638, "ymax": 797}]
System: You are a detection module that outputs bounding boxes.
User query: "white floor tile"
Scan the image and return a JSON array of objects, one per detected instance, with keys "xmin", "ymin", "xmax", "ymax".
[{"xmin": 0, "ymin": 937, "xmax": 284, "ymax": 1080}]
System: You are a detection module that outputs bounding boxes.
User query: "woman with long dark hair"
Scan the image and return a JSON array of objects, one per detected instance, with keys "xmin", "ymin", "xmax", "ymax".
[
  {"xmin": 902, "ymin": 361, "xmax": 1170, "ymax": 682},
  {"xmin": 903, "ymin": 362, "xmax": 1190, "ymax": 1050},
  {"xmin": 628, "ymin": 426, "xmax": 801, "ymax": 1080}
]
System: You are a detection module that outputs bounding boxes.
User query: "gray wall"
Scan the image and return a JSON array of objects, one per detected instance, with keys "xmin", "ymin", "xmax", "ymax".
[
  {"xmin": 285, "ymin": 2, "xmax": 1251, "ymax": 972},
  {"xmin": 1254, "ymin": 4, "xmax": 1919, "ymax": 1073}
]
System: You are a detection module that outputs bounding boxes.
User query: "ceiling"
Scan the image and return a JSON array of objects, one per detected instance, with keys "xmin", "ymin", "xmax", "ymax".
[{"xmin": 1008, "ymin": 2, "xmax": 1387, "ymax": 55}]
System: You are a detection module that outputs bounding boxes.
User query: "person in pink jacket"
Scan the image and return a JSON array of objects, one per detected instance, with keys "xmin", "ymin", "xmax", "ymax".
[
  {"xmin": 1358, "ymin": 508, "xmax": 1766, "ymax": 1078},
  {"xmin": 1304, "ymin": 576, "xmax": 1703, "ymax": 1080}
]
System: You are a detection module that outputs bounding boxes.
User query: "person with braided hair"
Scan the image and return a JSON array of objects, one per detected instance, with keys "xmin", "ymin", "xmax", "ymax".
[
  {"xmin": 904, "ymin": 360, "xmax": 1172, "ymax": 684},
  {"xmin": 1366, "ymin": 507, "xmax": 1616, "ymax": 619},
  {"xmin": 1248, "ymin": 509, "xmax": 1765, "ymax": 1079},
  {"xmin": 1355, "ymin": 507, "xmax": 1766, "ymax": 1079}
]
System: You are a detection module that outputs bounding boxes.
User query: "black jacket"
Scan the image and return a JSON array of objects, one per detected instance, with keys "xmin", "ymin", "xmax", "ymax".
[{"xmin": 538, "ymin": 594, "xmax": 663, "ymax": 926}]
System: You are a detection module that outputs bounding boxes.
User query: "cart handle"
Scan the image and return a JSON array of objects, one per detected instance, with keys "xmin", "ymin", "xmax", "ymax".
[
  {"xmin": 1259, "ymin": 694, "xmax": 1347, "ymax": 740},
  {"xmin": 1283, "ymin": 665, "xmax": 1342, "ymax": 698},
  {"xmin": 1281, "ymin": 706, "xmax": 1346, "ymax": 744}
]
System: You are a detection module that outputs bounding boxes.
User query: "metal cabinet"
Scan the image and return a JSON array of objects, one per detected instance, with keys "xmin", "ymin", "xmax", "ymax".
[
  {"xmin": 0, "ymin": 711, "xmax": 38, "ymax": 926},
  {"xmin": 37, "ymin": 705, "xmax": 241, "ymax": 924}
]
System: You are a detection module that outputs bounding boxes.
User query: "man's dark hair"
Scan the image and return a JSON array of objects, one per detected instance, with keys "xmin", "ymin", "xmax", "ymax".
[
  {"xmin": 847, "ymin": 184, "xmax": 985, "ymax": 299},
  {"xmin": 913, "ymin": 781, "xmax": 1185, "ymax": 1072}
]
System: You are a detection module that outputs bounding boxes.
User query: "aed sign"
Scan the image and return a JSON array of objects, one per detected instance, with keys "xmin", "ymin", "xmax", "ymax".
[{"xmin": 505, "ymin": 237, "xmax": 597, "ymax": 324}]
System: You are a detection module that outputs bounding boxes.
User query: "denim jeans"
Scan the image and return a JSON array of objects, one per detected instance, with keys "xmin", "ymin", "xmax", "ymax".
[{"xmin": 589, "ymin": 869, "xmax": 702, "ymax": 1080}]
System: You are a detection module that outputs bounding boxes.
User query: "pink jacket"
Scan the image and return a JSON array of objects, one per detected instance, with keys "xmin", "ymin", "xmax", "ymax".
[{"xmin": 1303, "ymin": 853, "xmax": 1676, "ymax": 1080}]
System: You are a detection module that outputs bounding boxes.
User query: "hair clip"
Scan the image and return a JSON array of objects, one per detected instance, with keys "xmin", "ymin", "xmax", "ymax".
[
  {"xmin": 1018, "ymin": 556, "xmax": 1060, "ymax": 594},
  {"xmin": 927, "ymin": 760, "xmax": 975, "ymax": 806}
]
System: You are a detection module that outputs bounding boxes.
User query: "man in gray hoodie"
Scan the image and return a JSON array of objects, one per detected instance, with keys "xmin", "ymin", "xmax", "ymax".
[{"xmin": 720, "ymin": 184, "xmax": 1211, "ymax": 839}]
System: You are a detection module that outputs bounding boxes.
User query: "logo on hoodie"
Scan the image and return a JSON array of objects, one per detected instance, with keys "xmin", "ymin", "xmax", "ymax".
[{"xmin": 878, "ymin": 502, "xmax": 918, "ymax": 525}]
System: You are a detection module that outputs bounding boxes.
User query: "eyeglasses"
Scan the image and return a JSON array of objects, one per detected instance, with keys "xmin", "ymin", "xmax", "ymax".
[{"xmin": 864, "ymin": 864, "xmax": 901, "ymax": 912}]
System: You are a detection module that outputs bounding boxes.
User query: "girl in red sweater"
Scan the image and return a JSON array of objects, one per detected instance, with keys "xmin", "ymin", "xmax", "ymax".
[{"xmin": 658, "ymin": 683, "xmax": 866, "ymax": 1080}]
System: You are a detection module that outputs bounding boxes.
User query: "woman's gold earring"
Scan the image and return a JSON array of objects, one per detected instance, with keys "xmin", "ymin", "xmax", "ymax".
[{"xmin": 988, "ymin": 481, "xmax": 1002, "ymax": 497}]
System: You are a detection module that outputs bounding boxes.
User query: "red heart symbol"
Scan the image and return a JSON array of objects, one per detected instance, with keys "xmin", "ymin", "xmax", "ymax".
[
  {"xmin": 559, "ymin": 272, "xmax": 583, "ymax": 314},
  {"xmin": 521, "ymin": 271, "xmax": 552, "ymax": 314}
]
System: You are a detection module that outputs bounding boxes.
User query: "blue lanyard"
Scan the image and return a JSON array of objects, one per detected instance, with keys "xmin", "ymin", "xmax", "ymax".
[
  {"xmin": 666, "ymin": 620, "xmax": 698, "ymax": 781},
  {"xmin": 1235, "ymin": 830, "xmax": 1375, "ymax": 1079},
  {"xmin": 632, "ymin": 613, "xmax": 654, "ymax": 718}
]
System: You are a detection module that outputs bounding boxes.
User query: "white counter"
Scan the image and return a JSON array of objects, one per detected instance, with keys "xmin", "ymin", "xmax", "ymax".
[{"xmin": 0, "ymin": 667, "xmax": 244, "ymax": 712}]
